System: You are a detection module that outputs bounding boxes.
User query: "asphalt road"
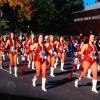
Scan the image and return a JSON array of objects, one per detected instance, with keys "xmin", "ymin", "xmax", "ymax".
[{"xmin": 0, "ymin": 55, "xmax": 100, "ymax": 100}]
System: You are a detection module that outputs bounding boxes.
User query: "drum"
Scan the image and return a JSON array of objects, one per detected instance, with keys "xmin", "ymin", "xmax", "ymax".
[{"xmin": 21, "ymin": 55, "xmax": 26, "ymax": 62}]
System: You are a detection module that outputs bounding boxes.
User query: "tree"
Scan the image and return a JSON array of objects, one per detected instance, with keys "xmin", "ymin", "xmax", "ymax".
[
  {"xmin": 0, "ymin": 0, "xmax": 84, "ymax": 34},
  {"xmin": 34, "ymin": 0, "xmax": 56, "ymax": 33},
  {"xmin": 0, "ymin": 0, "xmax": 34, "ymax": 21},
  {"xmin": 0, "ymin": 0, "xmax": 36, "ymax": 33},
  {"xmin": 34, "ymin": 0, "xmax": 84, "ymax": 33}
]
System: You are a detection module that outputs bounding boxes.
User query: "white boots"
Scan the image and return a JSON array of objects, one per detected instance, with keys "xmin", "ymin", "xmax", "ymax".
[
  {"xmin": 32, "ymin": 76, "xmax": 37, "ymax": 87},
  {"xmin": 9, "ymin": 66, "xmax": 17, "ymax": 77},
  {"xmin": 75, "ymin": 79, "xmax": 79, "ymax": 87},
  {"xmin": 87, "ymin": 69, "xmax": 92, "ymax": 79},
  {"xmin": 77, "ymin": 64, "xmax": 80, "ymax": 70},
  {"xmin": 54, "ymin": 62, "xmax": 57, "ymax": 69},
  {"xmin": 75, "ymin": 78, "xmax": 98, "ymax": 93},
  {"xmin": 28, "ymin": 61, "xmax": 35, "ymax": 70},
  {"xmin": 75, "ymin": 77, "xmax": 81, "ymax": 87},
  {"xmin": 0, "ymin": 61, "xmax": 2, "ymax": 69},
  {"xmin": 54, "ymin": 58, "xmax": 58, "ymax": 68},
  {"xmin": 28, "ymin": 61, "xmax": 31, "ymax": 68},
  {"xmin": 42, "ymin": 78, "xmax": 47, "ymax": 91},
  {"xmin": 98, "ymin": 65, "xmax": 100, "ymax": 71},
  {"xmin": 60, "ymin": 62, "xmax": 65, "ymax": 71},
  {"xmin": 2, "ymin": 54, "xmax": 5, "ymax": 61},
  {"xmin": 9, "ymin": 66, "xmax": 12, "ymax": 74},
  {"xmin": 0, "ymin": 65, "xmax": 2, "ymax": 69},
  {"xmin": 17, "ymin": 57, "xmax": 19, "ymax": 64},
  {"xmin": 50, "ymin": 67, "xmax": 55, "ymax": 77},
  {"xmin": 32, "ymin": 61, "xmax": 35, "ymax": 70},
  {"xmin": 92, "ymin": 80, "xmax": 98, "ymax": 93},
  {"xmin": 32, "ymin": 77, "xmax": 47, "ymax": 91},
  {"xmin": 14, "ymin": 67, "xmax": 17, "ymax": 77}
]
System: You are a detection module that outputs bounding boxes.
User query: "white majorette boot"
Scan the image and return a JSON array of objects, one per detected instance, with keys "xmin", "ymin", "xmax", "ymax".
[
  {"xmin": 75, "ymin": 77, "xmax": 81, "ymax": 87},
  {"xmin": 9, "ymin": 66, "xmax": 12, "ymax": 74},
  {"xmin": 32, "ymin": 76, "xmax": 37, "ymax": 87},
  {"xmin": 92, "ymin": 80, "xmax": 98, "ymax": 93},
  {"xmin": 87, "ymin": 69, "xmax": 92, "ymax": 79},
  {"xmin": 74, "ymin": 58, "xmax": 80, "ymax": 70},
  {"xmin": 27, "ymin": 55, "xmax": 29, "ymax": 61},
  {"xmin": 0, "ymin": 61, "xmax": 2, "ymax": 69},
  {"xmin": 32, "ymin": 61, "xmax": 35, "ymax": 70},
  {"xmin": 2, "ymin": 54, "xmax": 5, "ymax": 61},
  {"xmin": 98, "ymin": 65, "xmax": 100, "ymax": 71},
  {"xmin": 17, "ymin": 57, "xmax": 19, "ymax": 64},
  {"xmin": 75, "ymin": 79, "xmax": 79, "ymax": 87},
  {"xmin": 14, "ymin": 67, "xmax": 18, "ymax": 77},
  {"xmin": 54, "ymin": 63, "xmax": 57, "ymax": 69},
  {"xmin": 50, "ymin": 67, "xmax": 55, "ymax": 77},
  {"xmin": 28, "ymin": 60, "xmax": 31, "ymax": 68},
  {"xmin": 0, "ymin": 65, "xmax": 2, "ymax": 69},
  {"xmin": 42, "ymin": 78, "xmax": 47, "ymax": 91},
  {"xmin": 60, "ymin": 62, "xmax": 65, "ymax": 71},
  {"xmin": 77, "ymin": 63, "xmax": 80, "ymax": 70},
  {"xmin": 54, "ymin": 58, "xmax": 58, "ymax": 68}
]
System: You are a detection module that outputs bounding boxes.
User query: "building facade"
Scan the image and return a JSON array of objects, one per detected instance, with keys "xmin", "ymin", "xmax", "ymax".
[{"xmin": 72, "ymin": 0, "xmax": 100, "ymax": 35}]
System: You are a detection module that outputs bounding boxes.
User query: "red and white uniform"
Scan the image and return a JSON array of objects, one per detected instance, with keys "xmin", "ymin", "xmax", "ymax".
[
  {"xmin": 26, "ymin": 39, "xmax": 34, "ymax": 54},
  {"xmin": 35, "ymin": 43, "xmax": 47, "ymax": 62},
  {"xmin": 47, "ymin": 42, "xmax": 57, "ymax": 57},
  {"xmin": 82, "ymin": 44, "xmax": 97, "ymax": 65},
  {"xmin": 58, "ymin": 42, "xmax": 66, "ymax": 53},
  {"xmin": 8, "ymin": 40, "xmax": 19, "ymax": 54},
  {"xmin": 23, "ymin": 39, "xmax": 29, "ymax": 54}
]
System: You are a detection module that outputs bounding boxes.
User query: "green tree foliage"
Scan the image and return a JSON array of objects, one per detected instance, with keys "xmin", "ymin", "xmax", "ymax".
[
  {"xmin": 0, "ymin": 0, "xmax": 34, "ymax": 21},
  {"xmin": 0, "ymin": 0, "xmax": 84, "ymax": 33},
  {"xmin": 0, "ymin": 0, "xmax": 36, "ymax": 33},
  {"xmin": 35, "ymin": 0, "xmax": 84, "ymax": 33}
]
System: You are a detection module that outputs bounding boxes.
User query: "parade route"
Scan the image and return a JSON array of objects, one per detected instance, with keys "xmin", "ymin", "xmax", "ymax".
[{"xmin": 0, "ymin": 57, "xmax": 100, "ymax": 100}]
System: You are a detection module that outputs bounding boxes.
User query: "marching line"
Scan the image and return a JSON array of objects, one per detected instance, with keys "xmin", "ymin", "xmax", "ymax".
[
  {"xmin": 2, "ymin": 68, "xmax": 9, "ymax": 73},
  {"xmin": 1, "ymin": 68, "xmax": 23, "ymax": 78}
]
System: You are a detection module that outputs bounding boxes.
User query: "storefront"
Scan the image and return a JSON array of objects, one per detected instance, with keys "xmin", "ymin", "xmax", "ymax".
[{"xmin": 72, "ymin": 8, "xmax": 100, "ymax": 35}]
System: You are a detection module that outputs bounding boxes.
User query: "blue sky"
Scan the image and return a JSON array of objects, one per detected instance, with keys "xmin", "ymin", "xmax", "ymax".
[{"xmin": 84, "ymin": 0, "xmax": 97, "ymax": 6}]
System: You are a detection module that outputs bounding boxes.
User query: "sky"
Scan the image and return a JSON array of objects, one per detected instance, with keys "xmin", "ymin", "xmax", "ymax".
[{"xmin": 84, "ymin": 0, "xmax": 97, "ymax": 6}]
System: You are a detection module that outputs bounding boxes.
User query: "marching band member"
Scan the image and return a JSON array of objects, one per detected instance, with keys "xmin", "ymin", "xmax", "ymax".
[
  {"xmin": 19, "ymin": 52, "xmax": 27, "ymax": 76},
  {"xmin": 5, "ymin": 32, "xmax": 20, "ymax": 77},
  {"xmin": 53, "ymin": 36, "xmax": 59, "ymax": 68},
  {"xmin": 46, "ymin": 35, "xmax": 57, "ymax": 77},
  {"xmin": 19, "ymin": 40, "xmax": 27, "ymax": 76},
  {"xmin": 23, "ymin": 34, "xmax": 29, "ymax": 59},
  {"xmin": 57, "ymin": 36, "xmax": 66, "ymax": 71},
  {"xmin": 68, "ymin": 54, "xmax": 80, "ymax": 80},
  {"xmin": 68, "ymin": 38, "xmax": 85, "ymax": 80},
  {"xmin": 96, "ymin": 39, "xmax": 100, "ymax": 70},
  {"xmin": 78, "ymin": 37, "xmax": 92, "ymax": 79},
  {"xmin": 31, "ymin": 34, "xmax": 47, "ymax": 91},
  {"xmin": 2, "ymin": 35, "xmax": 6, "ymax": 61},
  {"xmin": 26, "ymin": 34, "xmax": 35, "ymax": 69},
  {"xmin": 74, "ymin": 34, "xmax": 99, "ymax": 93}
]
